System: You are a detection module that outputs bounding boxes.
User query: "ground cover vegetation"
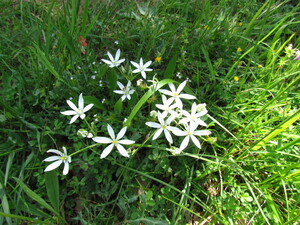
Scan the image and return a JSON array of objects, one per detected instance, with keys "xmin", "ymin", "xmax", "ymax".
[{"xmin": 0, "ymin": 0, "xmax": 299, "ymax": 224}]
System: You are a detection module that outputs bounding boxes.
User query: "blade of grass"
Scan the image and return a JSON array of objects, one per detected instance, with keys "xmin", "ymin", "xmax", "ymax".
[
  {"xmin": 0, "ymin": 212, "xmax": 53, "ymax": 225},
  {"xmin": 13, "ymin": 178, "xmax": 64, "ymax": 222},
  {"xmin": 112, "ymin": 160, "xmax": 220, "ymax": 220},
  {"xmin": 0, "ymin": 181, "xmax": 12, "ymax": 225},
  {"xmin": 124, "ymin": 79, "xmax": 174, "ymax": 127},
  {"xmin": 33, "ymin": 44, "xmax": 77, "ymax": 91},
  {"xmin": 250, "ymin": 111, "xmax": 300, "ymax": 151}
]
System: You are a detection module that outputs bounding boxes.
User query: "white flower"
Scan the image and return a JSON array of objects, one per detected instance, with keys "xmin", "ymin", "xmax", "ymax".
[
  {"xmin": 101, "ymin": 49, "xmax": 125, "ymax": 68},
  {"xmin": 172, "ymin": 123, "xmax": 211, "ymax": 151},
  {"xmin": 61, "ymin": 93, "xmax": 94, "ymax": 124},
  {"xmin": 156, "ymin": 95, "xmax": 178, "ymax": 118},
  {"xmin": 131, "ymin": 58, "xmax": 153, "ymax": 79},
  {"xmin": 159, "ymin": 80, "xmax": 196, "ymax": 109},
  {"xmin": 113, "ymin": 81, "xmax": 135, "ymax": 101},
  {"xmin": 92, "ymin": 124, "xmax": 135, "ymax": 158},
  {"xmin": 145, "ymin": 112, "xmax": 180, "ymax": 144},
  {"xmin": 43, "ymin": 147, "xmax": 71, "ymax": 175},
  {"xmin": 179, "ymin": 102, "xmax": 208, "ymax": 127}
]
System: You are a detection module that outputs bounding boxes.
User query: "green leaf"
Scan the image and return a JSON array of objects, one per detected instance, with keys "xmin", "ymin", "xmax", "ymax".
[
  {"xmin": 114, "ymin": 98, "xmax": 123, "ymax": 114},
  {"xmin": 107, "ymin": 69, "xmax": 118, "ymax": 91},
  {"xmin": 83, "ymin": 96, "xmax": 105, "ymax": 110},
  {"xmin": 45, "ymin": 171, "xmax": 60, "ymax": 213},
  {"xmin": 163, "ymin": 54, "xmax": 177, "ymax": 79}
]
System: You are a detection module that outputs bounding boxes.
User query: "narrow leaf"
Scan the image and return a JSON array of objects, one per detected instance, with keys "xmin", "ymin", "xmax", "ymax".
[{"xmin": 45, "ymin": 171, "xmax": 60, "ymax": 213}]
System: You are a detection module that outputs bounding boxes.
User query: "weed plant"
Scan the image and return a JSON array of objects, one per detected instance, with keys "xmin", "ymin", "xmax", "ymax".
[{"xmin": 0, "ymin": 0, "xmax": 299, "ymax": 224}]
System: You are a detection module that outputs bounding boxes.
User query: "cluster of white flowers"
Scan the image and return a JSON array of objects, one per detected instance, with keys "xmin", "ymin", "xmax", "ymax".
[
  {"xmin": 146, "ymin": 80, "xmax": 211, "ymax": 152},
  {"xmin": 43, "ymin": 49, "xmax": 212, "ymax": 175},
  {"xmin": 100, "ymin": 49, "xmax": 153, "ymax": 102}
]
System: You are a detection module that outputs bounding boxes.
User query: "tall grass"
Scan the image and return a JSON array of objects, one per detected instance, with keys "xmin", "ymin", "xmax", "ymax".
[{"xmin": 0, "ymin": 0, "xmax": 299, "ymax": 224}]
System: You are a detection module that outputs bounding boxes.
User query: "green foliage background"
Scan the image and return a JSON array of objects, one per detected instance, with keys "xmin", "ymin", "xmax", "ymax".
[{"xmin": 0, "ymin": 0, "xmax": 299, "ymax": 224}]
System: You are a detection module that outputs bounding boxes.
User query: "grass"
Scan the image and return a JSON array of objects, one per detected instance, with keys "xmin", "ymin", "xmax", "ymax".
[{"xmin": 0, "ymin": 0, "xmax": 299, "ymax": 224}]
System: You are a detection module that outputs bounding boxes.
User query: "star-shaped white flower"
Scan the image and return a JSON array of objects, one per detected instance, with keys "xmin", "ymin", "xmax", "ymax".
[
  {"xmin": 131, "ymin": 58, "xmax": 153, "ymax": 79},
  {"xmin": 101, "ymin": 49, "xmax": 125, "ymax": 68},
  {"xmin": 43, "ymin": 147, "xmax": 71, "ymax": 175},
  {"xmin": 172, "ymin": 123, "xmax": 211, "ymax": 150},
  {"xmin": 61, "ymin": 93, "xmax": 94, "ymax": 124},
  {"xmin": 179, "ymin": 102, "xmax": 208, "ymax": 127},
  {"xmin": 159, "ymin": 80, "xmax": 196, "ymax": 109},
  {"xmin": 113, "ymin": 81, "xmax": 135, "ymax": 101},
  {"xmin": 145, "ymin": 112, "xmax": 180, "ymax": 144},
  {"xmin": 92, "ymin": 124, "xmax": 135, "ymax": 158},
  {"xmin": 155, "ymin": 95, "xmax": 178, "ymax": 118}
]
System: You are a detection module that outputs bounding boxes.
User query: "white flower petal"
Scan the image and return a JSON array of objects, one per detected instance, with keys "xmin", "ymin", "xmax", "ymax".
[
  {"xmin": 169, "ymin": 127, "xmax": 186, "ymax": 136},
  {"xmin": 130, "ymin": 61, "xmax": 140, "ymax": 68},
  {"xmin": 159, "ymin": 89, "xmax": 173, "ymax": 96},
  {"xmin": 180, "ymin": 136, "xmax": 190, "ymax": 150},
  {"xmin": 132, "ymin": 69, "xmax": 140, "ymax": 74},
  {"xmin": 178, "ymin": 93, "xmax": 196, "ymax": 100},
  {"xmin": 44, "ymin": 160, "xmax": 63, "ymax": 172},
  {"xmin": 100, "ymin": 144, "xmax": 114, "ymax": 159},
  {"xmin": 168, "ymin": 83, "xmax": 176, "ymax": 93},
  {"xmin": 118, "ymin": 139, "xmax": 135, "ymax": 145},
  {"xmin": 145, "ymin": 122, "xmax": 161, "ymax": 128},
  {"xmin": 66, "ymin": 100, "xmax": 78, "ymax": 111},
  {"xmin": 69, "ymin": 115, "xmax": 79, "ymax": 124},
  {"xmin": 61, "ymin": 110, "xmax": 77, "ymax": 115},
  {"xmin": 78, "ymin": 93, "xmax": 84, "ymax": 110},
  {"xmin": 93, "ymin": 137, "xmax": 112, "ymax": 144},
  {"xmin": 46, "ymin": 149, "xmax": 63, "ymax": 155},
  {"xmin": 115, "ymin": 49, "xmax": 121, "ymax": 60},
  {"xmin": 117, "ymin": 58, "xmax": 125, "ymax": 64},
  {"xmin": 117, "ymin": 81, "xmax": 124, "ymax": 89},
  {"xmin": 107, "ymin": 51, "xmax": 114, "ymax": 62},
  {"xmin": 63, "ymin": 162, "xmax": 70, "ymax": 175},
  {"xmin": 141, "ymin": 71, "xmax": 146, "ymax": 79},
  {"xmin": 177, "ymin": 80, "xmax": 187, "ymax": 93},
  {"xmin": 43, "ymin": 156, "xmax": 62, "ymax": 162},
  {"xmin": 144, "ymin": 60, "xmax": 152, "ymax": 68},
  {"xmin": 153, "ymin": 128, "xmax": 163, "ymax": 140},
  {"xmin": 164, "ymin": 129, "xmax": 173, "ymax": 143},
  {"xmin": 83, "ymin": 104, "xmax": 94, "ymax": 112},
  {"xmin": 107, "ymin": 124, "xmax": 115, "ymax": 139},
  {"xmin": 139, "ymin": 58, "xmax": 144, "ymax": 65},
  {"xmin": 116, "ymin": 144, "xmax": 129, "ymax": 157},
  {"xmin": 114, "ymin": 90, "xmax": 125, "ymax": 95},
  {"xmin": 191, "ymin": 135, "xmax": 201, "ymax": 149},
  {"xmin": 194, "ymin": 130, "xmax": 211, "ymax": 136},
  {"xmin": 117, "ymin": 127, "xmax": 127, "ymax": 140},
  {"xmin": 101, "ymin": 59, "xmax": 113, "ymax": 65}
]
